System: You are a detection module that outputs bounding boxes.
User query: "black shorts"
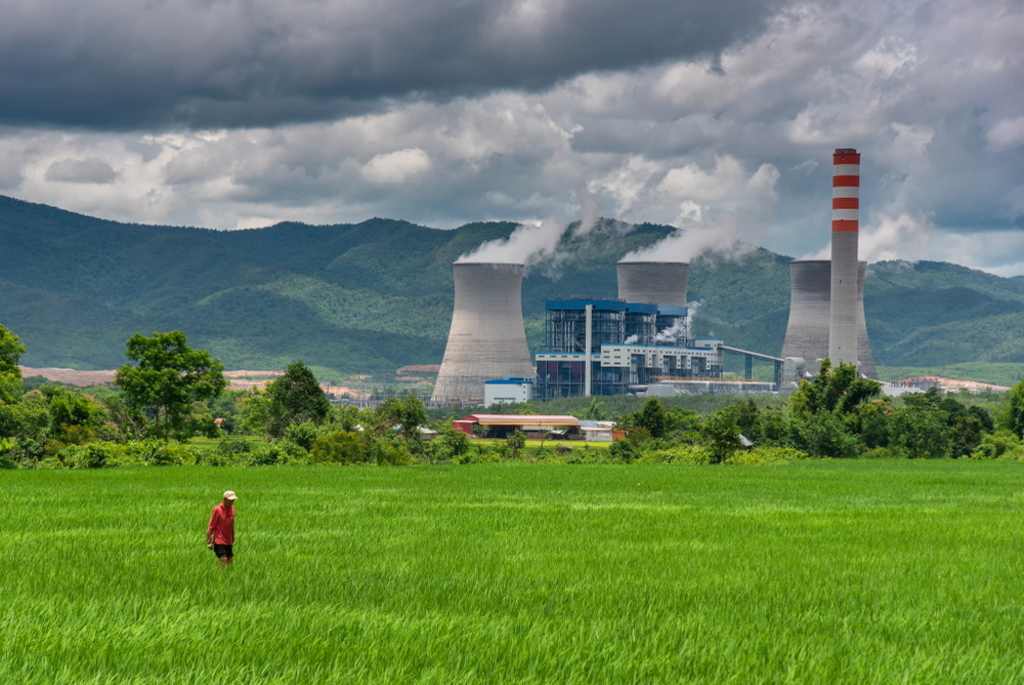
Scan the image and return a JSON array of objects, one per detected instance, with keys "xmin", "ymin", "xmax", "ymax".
[{"xmin": 213, "ymin": 544, "xmax": 233, "ymax": 559}]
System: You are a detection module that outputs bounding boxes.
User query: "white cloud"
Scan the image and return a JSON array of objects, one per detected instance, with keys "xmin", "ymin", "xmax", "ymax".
[
  {"xmin": 988, "ymin": 116, "xmax": 1024, "ymax": 150},
  {"xmin": 361, "ymin": 148, "xmax": 432, "ymax": 185}
]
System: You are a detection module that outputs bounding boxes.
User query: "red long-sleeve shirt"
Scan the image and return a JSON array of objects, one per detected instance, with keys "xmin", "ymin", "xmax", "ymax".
[{"xmin": 207, "ymin": 503, "xmax": 235, "ymax": 545}]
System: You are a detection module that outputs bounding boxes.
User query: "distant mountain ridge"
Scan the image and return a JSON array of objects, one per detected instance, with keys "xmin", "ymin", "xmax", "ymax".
[{"xmin": 2, "ymin": 194, "xmax": 1023, "ymax": 383}]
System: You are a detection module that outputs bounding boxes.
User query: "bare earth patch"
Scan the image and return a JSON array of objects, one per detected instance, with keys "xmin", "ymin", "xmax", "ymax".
[
  {"xmin": 20, "ymin": 367, "xmax": 285, "ymax": 391},
  {"xmin": 19, "ymin": 366, "xmax": 370, "ymax": 398}
]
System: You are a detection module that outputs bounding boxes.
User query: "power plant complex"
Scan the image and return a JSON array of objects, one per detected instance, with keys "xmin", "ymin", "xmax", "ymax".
[{"xmin": 432, "ymin": 148, "xmax": 876, "ymax": 405}]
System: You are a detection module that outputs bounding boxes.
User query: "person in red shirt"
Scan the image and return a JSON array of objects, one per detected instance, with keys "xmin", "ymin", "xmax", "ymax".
[{"xmin": 207, "ymin": 490, "xmax": 237, "ymax": 566}]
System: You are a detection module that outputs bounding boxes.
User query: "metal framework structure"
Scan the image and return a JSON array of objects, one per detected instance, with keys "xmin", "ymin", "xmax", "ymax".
[{"xmin": 535, "ymin": 298, "xmax": 720, "ymax": 400}]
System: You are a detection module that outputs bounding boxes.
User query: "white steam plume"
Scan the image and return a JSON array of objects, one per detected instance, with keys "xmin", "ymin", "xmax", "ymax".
[
  {"xmin": 457, "ymin": 185, "xmax": 615, "ymax": 265},
  {"xmin": 571, "ymin": 187, "xmax": 601, "ymax": 237},
  {"xmin": 801, "ymin": 212, "xmax": 933, "ymax": 262},
  {"xmin": 654, "ymin": 318, "xmax": 687, "ymax": 345},
  {"xmin": 457, "ymin": 217, "xmax": 566, "ymax": 265},
  {"xmin": 622, "ymin": 211, "xmax": 751, "ymax": 262}
]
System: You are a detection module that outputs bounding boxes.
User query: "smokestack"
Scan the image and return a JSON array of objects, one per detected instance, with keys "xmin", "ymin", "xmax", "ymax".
[
  {"xmin": 430, "ymin": 262, "xmax": 536, "ymax": 405},
  {"xmin": 782, "ymin": 259, "xmax": 877, "ymax": 379},
  {"xmin": 829, "ymin": 148, "xmax": 860, "ymax": 367},
  {"xmin": 616, "ymin": 261, "xmax": 689, "ymax": 307}
]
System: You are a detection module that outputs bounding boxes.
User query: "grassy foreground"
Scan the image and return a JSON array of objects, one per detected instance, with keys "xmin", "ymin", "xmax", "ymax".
[{"xmin": 2, "ymin": 461, "xmax": 1024, "ymax": 684}]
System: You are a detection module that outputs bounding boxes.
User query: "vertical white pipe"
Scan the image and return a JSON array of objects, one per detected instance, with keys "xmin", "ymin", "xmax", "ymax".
[{"xmin": 584, "ymin": 304, "xmax": 593, "ymax": 397}]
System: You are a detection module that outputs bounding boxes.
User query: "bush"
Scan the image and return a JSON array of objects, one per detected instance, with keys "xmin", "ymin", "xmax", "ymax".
[
  {"xmin": 455, "ymin": 446, "xmax": 502, "ymax": 464},
  {"xmin": 199, "ymin": 436, "xmax": 252, "ymax": 465},
  {"xmin": 58, "ymin": 444, "xmax": 106, "ymax": 469},
  {"xmin": 971, "ymin": 431, "xmax": 1024, "ymax": 460},
  {"xmin": 101, "ymin": 443, "xmax": 139, "ymax": 468},
  {"xmin": 310, "ymin": 431, "xmax": 370, "ymax": 464},
  {"xmin": 638, "ymin": 445, "xmax": 709, "ymax": 464},
  {"xmin": 368, "ymin": 437, "xmax": 413, "ymax": 465},
  {"xmin": 247, "ymin": 441, "xmax": 305, "ymax": 466},
  {"xmin": 285, "ymin": 422, "xmax": 324, "ymax": 452},
  {"xmin": 726, "ymin": 447, "xmax": 808, "ymax": 466},
  {"xmin": 129, "ymin": 440, "xmax": 197, "ymax": 466}
]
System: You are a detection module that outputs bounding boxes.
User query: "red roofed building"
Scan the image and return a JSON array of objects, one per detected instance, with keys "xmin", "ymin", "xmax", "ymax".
[{"xmin": 452, "ymin": 414, "xmax": 582, "ymax": 440}]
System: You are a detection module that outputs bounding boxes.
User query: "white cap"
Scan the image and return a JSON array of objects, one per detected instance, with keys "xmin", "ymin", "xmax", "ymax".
[{"xmin": 223, "ymin": 490, "xmax": 238, "ymax": 500}]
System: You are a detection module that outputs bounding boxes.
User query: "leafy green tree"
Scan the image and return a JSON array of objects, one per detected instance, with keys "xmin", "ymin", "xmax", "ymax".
[
  {"xmin": 1002, "ymin": 377, "xmax": 1024, "ymax": 439},
  {"xmin": 579, "ymin": 398, "xmax": 608, "ymax": 421},
  {"xmin": 889, "ymin": 406, "xmax": 951, "ymax": 459},
  {"xmin": 0, "ymin": 324, "xmax": 26, "ymax": 406},
  {"xmin": 849, "ymin": 399, "xmax": 894, "ymax": 450},
  {"xmin": 3, "ymin": 391, "xmax": 50, "ymax": 462},
  {"xmin": 263, "ymin": 361, "xmax": 331, "ymax": 438},
  {"xmin": 622, "ymin": 398, "xmax": 668, "ymax": 439},
  {"xmin": 376, "ymin": 393, "xmax": 428, "ymax": 440},
  {"xmin": 700, "ymin": 405, "xmax": 744, "ymax": 464},
  {"xmin": 100, "ymin": 394, "xmax": 146, "ymax": 442},
  {"xmin": 506, "ymin": 429, "xmax": 526, "ymax": 460},
  {"xmin": 434, "ymin": 425, "xmax": 471, "ymax": 461},
  {"xmin": 40, "ymin": 386, "xmax": 108, "ymax": 445},
  {"xmin": 790, "ymin": 359, "xmax": 880, "ymax": 418},
  {"xmin": 114, "ymin": 331, "xmax": 226, "ymax": 440},
  {"xmin": 664, "ymin": 405, "xmax": 701, "ymax": 436},
  {"xmin": 790, "ymin": 411, "xmax": 859, "ymax": 459}
]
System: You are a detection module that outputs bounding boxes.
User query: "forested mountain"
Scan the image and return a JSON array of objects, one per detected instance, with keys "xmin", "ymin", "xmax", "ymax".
[{"xmin": 2, "ymin": 194, "xmax": 1023, "ymax": 382}]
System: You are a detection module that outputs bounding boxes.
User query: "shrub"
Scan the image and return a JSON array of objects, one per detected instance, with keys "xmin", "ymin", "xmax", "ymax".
[
  {"xmin": 310, "ymin": 431, "xmax": 369, "ymax": 464},
  {"xmin": 457, "ymin": 447, "xmax": 503, "ymax": 464},
  {"xmin": 638, "ymin": 445, "xmax": 709, "ymax": 465},
  {"xmin": 726, "ymin": 447, "xmax": 809, "ymax": 466},
  {"xmin": 285, "ymin": 422, "xmax": 324, "ymax": 452},
  {"xmin": 58, "ymin": 444, "xmax": 106, "ymax": 469},
  {"xmin": 971, "ymin": 431, "xmax": 1024, "ymax": 460},
  {"xmin": 129, "ymin": 440, "xmax": 197, "ymax": 466},
  {"xmin": 247, "ymin": 441, "xmax": 306, "ymax": 466}
]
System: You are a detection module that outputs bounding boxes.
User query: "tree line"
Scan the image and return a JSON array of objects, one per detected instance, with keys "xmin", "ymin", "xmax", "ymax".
[{"xmin": 3, "ymin": 323, "xmax": 1024, "ymax": 468}]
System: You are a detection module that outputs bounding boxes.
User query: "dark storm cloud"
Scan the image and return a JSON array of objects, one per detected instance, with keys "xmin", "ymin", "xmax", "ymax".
[
  {"xmin": 0, "ymin": 0, "xmax": 783, "ymax": 131},
  {"xmin": 44, "ymin": 158, "xmax": 118, "ymax": 184}
]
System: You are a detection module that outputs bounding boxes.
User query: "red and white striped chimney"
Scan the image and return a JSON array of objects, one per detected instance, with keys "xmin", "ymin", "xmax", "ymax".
[
  {"xmin": 832, "ymin": 149, "xmax": 860, "ymax": 233},
  {"xmin": 828, "ymin": 148, "xmax": 860, "ymax": 368}
]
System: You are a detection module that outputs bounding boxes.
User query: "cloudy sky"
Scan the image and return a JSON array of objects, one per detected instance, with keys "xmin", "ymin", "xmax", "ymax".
[{"xmin": 2, "ymin": 0, "xmax": 1022, "ymax": 274}]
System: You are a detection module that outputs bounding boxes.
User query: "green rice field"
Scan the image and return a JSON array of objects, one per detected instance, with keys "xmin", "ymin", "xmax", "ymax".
[{"xmin": 3, "ymin": 461, "xmax": 1024, "ymax": 683}]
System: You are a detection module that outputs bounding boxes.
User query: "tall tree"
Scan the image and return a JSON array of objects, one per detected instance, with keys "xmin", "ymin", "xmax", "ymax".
[
  {"xmin": 115, "ymin": 331, "xmax": 226, "ymax": 440},
  {"xmin": 376, "ymin": 393, "xmax": 428, "ymax": 439},
  {"xmin": 263, "ymin": 360, "xmax": 331, "ymax": 438},
  {"xmin": 1003, "ymin": 378, "xmax": 1024, "ymax": 439},
  {"xmin": 0, "ymin": 324, "xmax": 26, "ymax": 405}
]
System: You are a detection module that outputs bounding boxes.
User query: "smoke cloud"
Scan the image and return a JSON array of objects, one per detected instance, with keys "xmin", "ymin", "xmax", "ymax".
[
  {"xmin": 457, "ymin": 186, "xmax": 613, "ymax": 265},
  {"xmin": 456, "ymin": 217, "xmax": 566, "ymax": 265},
  {"xmin": 801, "ymin": 212, "xmax": 934, "ymax": 262},
  {"xmin": 571, "ymin": 187, "xmax": 601, "ymax": 237},
  {"xmin": 622, "ymin": 211, "xmax": 751, "ymax": 262},
  {"xmin": 654, "ymin": 318, "xmax": 688, "ymax": 345}
]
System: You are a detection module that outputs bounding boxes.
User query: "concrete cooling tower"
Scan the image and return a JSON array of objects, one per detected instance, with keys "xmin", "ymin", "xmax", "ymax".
[
  {"xmin": 430, "ymin": 262, "xmax": 536, "ymax": 405},
  {"xmin": 781, "ymin": 259, "xmax": 877, "ymax": 379},
  {"xmin": 616, "ymin": 261, "xmax": 689, "ymax": 307}
]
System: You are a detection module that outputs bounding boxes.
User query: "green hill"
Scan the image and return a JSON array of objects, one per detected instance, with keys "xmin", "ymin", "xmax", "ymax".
[{"xmin": 2, "ymin": 194, "xmax": 1023, "ymax": 384}]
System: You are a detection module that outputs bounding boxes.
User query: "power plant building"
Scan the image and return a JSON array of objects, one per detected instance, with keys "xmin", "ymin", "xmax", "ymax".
[
  {"xmin": 534, "ymin": 298, "xmax": 723, "ymax": 400},
  {"xmin": 431, "ymin": 262, "xmax": 536, "ymax": 405},
  {"xmin": 431, "ymin": 156, "xmax": 879, "ymax": 406}
]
